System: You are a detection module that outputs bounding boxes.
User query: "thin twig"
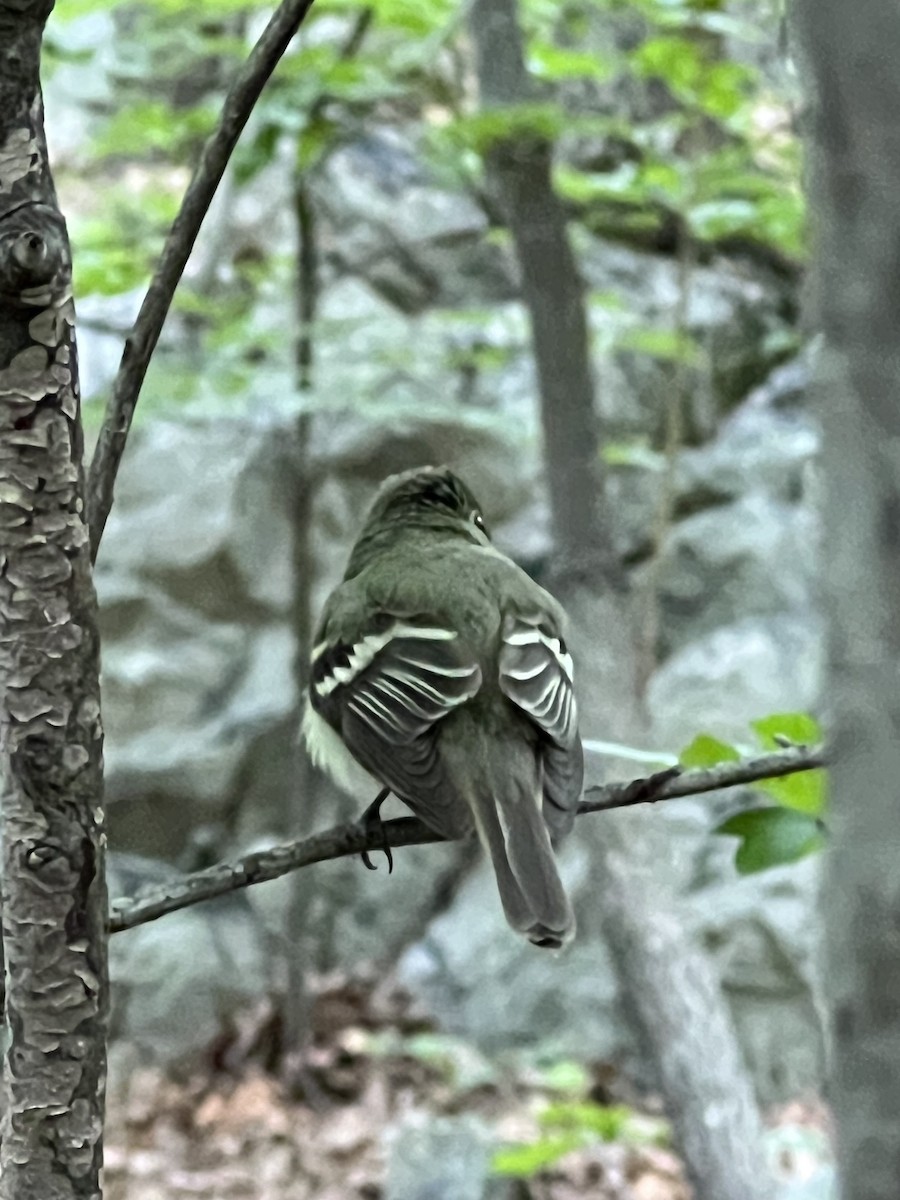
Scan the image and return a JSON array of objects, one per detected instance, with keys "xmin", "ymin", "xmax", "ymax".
[
  {"xmin": 581, "ymin": 743, "xmax": 826, "ymax": 811},
  {"xmin": 109, "ymin": 743, "xmax": 826, "ymax": 935},
  {"xmin": 86, "ymin": 0, "xmax": 319, "ymax": 561},
  {"xmin": 637, "ymin": 222, "xmax": 695, "ymax": 690}
]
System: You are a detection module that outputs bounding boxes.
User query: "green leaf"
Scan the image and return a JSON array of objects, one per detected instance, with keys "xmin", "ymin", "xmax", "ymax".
[
  {"xmin": 752, "ymin": 190, "xmax": 806, "ymax": 259},
  {"xmin": 679, "ymin": 734, "xmax": 741, "ymax": 769},
  {"xmin": 632, "ymin": 35, "xmax": 706, "ymax": 96},
  {"xmin": 697, "ymin": 60, "xmax": 752, "ymax": 120},
  {"xmin": 528, "ymin": 40, "xmax": 615, "ymax": 83},
  {"xmin": 751, "ymin": 712, "xmax": 821, "ymax": 749},
  {"xmin": 717, "ymin": 807, "xmax": 825, "ymax": 874},
  {"xmin": 756, "ymin": 770, "xmax": 827, "ymax": 817},
  {"xmin": 687, "ymin": 198, "xmax": 759, "ymax": 241},
  {"xmin": 601, "ymin": 440, "xmax": 666, "ymax": 471},
  {"xmin": 233, "ymin": 122, "xmax": 283, "ymax": 186},
  {"xmin": 638, "ymin": 158, "xmax": 688, "ymax": 205},
  {"xmin": 533, "ymin": 1059, "xmax": 591, "ymax": 1093},
  {"xmin": 492, "ymin": 1135, "xmax": 582, "ymax": 1178},
  {"xmin": 50, "ymin": 0, "xmax": 126, "ymax": 21},
  {"xmin": 445, "ymin": 103, "xmax": 569, "ymax": 153},
  {"xmin": 751, "ymin": 715, "xmax": 826, "ymax": 815},
  {"xmin": 74, "ymin": 246, "xmax": 149, "ymax": 297},
  {"xmin": 539, "ymin": 1101, "xmax": 669, "ymax": 1147},
  {"xmin": 316, "ymin": 0, "xmax": 456, "ymax": 37},
  {"xmin": 554, "ymin": 162, "xmax": 645, "ymax": 205},
  {"xmin": 93, "ymin": 100, "xmax": 217, "ymax": 159},
  {"xmin": 615, "ymin": 326, "xmax": 701, "ymax": 365},
  {"xmin": 539, "ymin": 1102, "xmax": 632, "ymax": 1141}
]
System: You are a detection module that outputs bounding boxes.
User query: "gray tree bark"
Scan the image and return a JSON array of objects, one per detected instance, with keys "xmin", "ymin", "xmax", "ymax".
[
  {"xmin": 467, "ymin": 1, "xmax": 771, "ymax": 1197},
  {"xmin": 794, "ymin": 3, "xmax": 900, "ymax": 1197},
  {"xmin": 0, "ymin": 2, "xmax": 108, "ymax": 1196}
]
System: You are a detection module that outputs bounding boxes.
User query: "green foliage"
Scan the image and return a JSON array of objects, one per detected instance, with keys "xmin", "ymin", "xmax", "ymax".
[
  {"xmin": 679, "ymin": 733, "xmax": 740, "ymax": 768},
  {"xmin": 635, "ymin": 37, "xmax": 753, "ymax": 119},
  {"xmin": 51, "ymin": 0, "xmax": 126, "ymax": 20},
  {"xmin": 530, "ymin": 1059, "xmax": 592, "ymax": 1093},
  {"xmin": 539, "ymin": 1101, "xmax": 641, "ymax": 1140},
  {"xmin": 53, "ymin": 0, "xmax": 801, "ymax": 414},
  {"xmin": 434, "ymin": 103, "xmax": 575, "ymax": 155},
  {"xmin": 73, "ymin": 222, "xmax": 150, "ymax": 297},
  {"xmin": 93, "ymin": 100, "xmax": 218, "ymax": 160},
  {"xmin": 600, "ymin": 438, "xmax": 666, "ymax": 471},
  {"xmin": 70, "ymin": 185, "xmax": 180, "ymax": 297},
  {"xmin": 750, "ymin": 713, "xmax": 827, "ymax": 815},
  {"xmin": 614, "ymin": 326, "xmax": 702, "ymax": 366},
  {"xmin": 357, "ymin": 1029, "xmax": 499, "ymax": 1090},
  {"xmin": 319, "ymin": 0, "xmax": 457, "ymax": 37},
  {"xmin": 717, "ymin": 808, "xmax": 825, "ymax": 874},
  {"xmin": 679, "ymin": 712, "xmax": 827, "ymax": 874},
  {"xmin": 752, "ymin": 711, "xmax": 821, "ymax": 749},
  {"xmin": 492, "ymin": 1135, "xmax": 583, "ymax": 1177},
  {"xmin": 552, "ymin": 0, "xmax": 803, "ymax": 267},
  {"xmin": 492, "ymin": 1101, "xmax": 669, "ymax": 1178},
  {"xmin": 527, "ymin": 40, "xmax": 615, "ymax": 83}
]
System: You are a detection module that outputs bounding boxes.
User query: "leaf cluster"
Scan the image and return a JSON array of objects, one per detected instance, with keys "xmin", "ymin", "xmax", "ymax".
[
  {"xmin": 681, "ymin": 711, "xmax": 826, "ymax": 874},
  {"xmin": 52, "ymin": 0, "xmax": 801, "ymax": 322}
]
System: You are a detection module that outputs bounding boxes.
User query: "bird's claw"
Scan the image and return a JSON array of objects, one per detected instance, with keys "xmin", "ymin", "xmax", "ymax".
[
  {"xmin": 359, "ymin": 789, "xmax": 393, "ymax": 874},
  {"xmin": 360, "ymin": 842, "xmax": 393, "ymax": 873}
]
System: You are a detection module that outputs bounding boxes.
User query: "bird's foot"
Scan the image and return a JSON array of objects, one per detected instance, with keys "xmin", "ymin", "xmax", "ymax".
[
  {"xmin": 359, "ymin": 788, "xmax": 393, "ymax": 874},
  {"xmin": 620, "ymin": 765, "xmax": 682, "ymax": 806}
]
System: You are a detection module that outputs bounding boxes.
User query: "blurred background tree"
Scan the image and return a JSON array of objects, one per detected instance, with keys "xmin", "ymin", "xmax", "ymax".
[{"xmin": 33, "ymin": 0, "xmax": 835, "ymax": 1195}]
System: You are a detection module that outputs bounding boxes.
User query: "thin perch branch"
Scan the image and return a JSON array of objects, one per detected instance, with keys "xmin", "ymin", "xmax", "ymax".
[
  {"xmin": 86, "ymin": 0, "xmax": 319, "ymax": 561},
  {"xmin": 109, "ymin": 743, "xmax": 826, "ymax": 934},
  {"xmin": 581, "ymin": 743, "xmax": 825, "ymax": 811}
]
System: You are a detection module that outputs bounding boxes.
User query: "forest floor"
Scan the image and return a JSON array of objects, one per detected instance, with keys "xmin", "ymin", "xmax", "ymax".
[{"xmin": 104, "ymin": 971, "xmax": 833, "ymax": 1200}]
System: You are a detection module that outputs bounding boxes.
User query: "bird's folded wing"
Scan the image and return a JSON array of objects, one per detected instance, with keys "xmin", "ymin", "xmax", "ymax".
[
  {"xmin": 498, "ymin": 612, "xmax": 583, "ymax": 839},
  {"xmin": 310, "ymin": 619, "xmax": 482, "ymax": 833}
]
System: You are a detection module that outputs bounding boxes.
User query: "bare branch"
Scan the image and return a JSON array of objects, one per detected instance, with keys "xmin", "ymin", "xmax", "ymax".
[
  {"xmin": 85, "ymin": 0, "xmax": 319, "ymax": 561},
  {"xmin": 581, "ymin": 743, "xmax": 826, "ymax": 812},
  {"xmin": 109, "ymin": 744, "xmax": 826, "ymax": 935}
]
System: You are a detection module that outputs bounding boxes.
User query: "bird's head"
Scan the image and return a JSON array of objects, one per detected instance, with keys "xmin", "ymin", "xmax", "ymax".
[
  {"xmin": 370, "ymin": 465, "xmax": 488, "ymax": 533},
  {"xmin": 345, "ymin": 466, "xmax": 491, "ymax": 576}
]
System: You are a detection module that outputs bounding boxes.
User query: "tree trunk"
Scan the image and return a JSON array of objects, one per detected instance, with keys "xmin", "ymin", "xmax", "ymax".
[
  {"xmin": 794, "ymin": 3, "xmax": 900, "ymax": 1197},
  {"xmin": 467, "ymin": 6, "xmax": 610, "ymax": 584},
  {"xmin": 0, "ymin": 3, "xmax": 109, "ymax": 1196},
  {"xmin": 467, "ymin": 2, "xmax": 771, "ymax": 1197}
]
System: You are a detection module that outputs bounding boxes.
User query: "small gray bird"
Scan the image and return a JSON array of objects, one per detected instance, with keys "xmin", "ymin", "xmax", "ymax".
[{"xmin": 303, "ymin": 465, "xmax": 583, "ymax": 948}]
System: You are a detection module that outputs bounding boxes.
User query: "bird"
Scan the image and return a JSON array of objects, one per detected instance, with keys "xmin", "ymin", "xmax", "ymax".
[{"xmin": 302, "ymin": 465, "xmax": 583, "ymax": 949}]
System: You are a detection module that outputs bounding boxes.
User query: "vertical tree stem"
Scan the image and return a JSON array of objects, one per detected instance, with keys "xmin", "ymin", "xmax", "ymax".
[
  {"xmin": 467, "ymin": 2, "xmax": 771, "ymax": 1196},
  {"xmin": 0, "ymin": 2, "xmax": 108, "ymax": 1195},
  {"xmin": 280, "ymin": 172, "xmax": 318, "ymax": 1083},
  {"xmin": 796, "ymin": 2, "xmax": 900, "ymax": 1196}
]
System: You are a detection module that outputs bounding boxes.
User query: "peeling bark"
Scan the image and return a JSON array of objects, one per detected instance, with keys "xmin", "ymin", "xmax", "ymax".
[{"xmin": 0, "ymin": 2, "xmax": 108, "ymax": 1197}]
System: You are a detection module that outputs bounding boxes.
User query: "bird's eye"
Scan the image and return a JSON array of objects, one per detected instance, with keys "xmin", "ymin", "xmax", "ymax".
[{"xmin": 472, "ymin": 512, "xmax": 486, "ymax": 531}]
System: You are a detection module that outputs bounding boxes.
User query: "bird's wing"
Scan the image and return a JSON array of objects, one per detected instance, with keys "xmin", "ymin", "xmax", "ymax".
[
  {"xmin": 310, "ymin": 615, "xmax": 482, "ymax": 836},
  {"xmin": 498, "ymin": 611, "xmax": 583, "ymax": 840}
]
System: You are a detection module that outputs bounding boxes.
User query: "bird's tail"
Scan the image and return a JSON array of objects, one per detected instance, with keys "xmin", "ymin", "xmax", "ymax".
[{"xmin": 466, "ymin": 774, "xmax": 575, "ymax": 950}]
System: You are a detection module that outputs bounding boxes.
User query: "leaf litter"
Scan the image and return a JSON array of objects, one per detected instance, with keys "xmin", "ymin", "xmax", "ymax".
[{"xmin": 103, "ymin": 967, "xmax": 831, "ymax": 1199}]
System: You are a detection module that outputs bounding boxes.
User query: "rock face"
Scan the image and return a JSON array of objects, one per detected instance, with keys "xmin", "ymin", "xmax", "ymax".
[
  {"xmin": 99, "ymin": 355, "xmax": 825, "ymax": 1103},
  {"xmin": 383, "ymin": 1114, "xmax": 494, "ymax": 1200},
  {"xmin": 75, "ymin": 107, "xmax": 821, "ymax": 1100}
]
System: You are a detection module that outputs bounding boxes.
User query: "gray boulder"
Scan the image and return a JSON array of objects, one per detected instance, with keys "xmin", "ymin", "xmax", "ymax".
[
  {"xmin": 108, "ymin": 854, "xmax": 273, "ymax": 1066},
  {"xmin": 641, "ymin": 494, "xmax": 818, "ymax": 657},
  {"xmin": 312, "ymin": 127, "xmax": 517, "ymax": 311},
  {"xmin": 384, "ymin": 1114, "xmax": 494, "ymax": 1200},
  {"xmin": 647, "ymin": 613, "xmax": 824, "ymax": 751}
]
